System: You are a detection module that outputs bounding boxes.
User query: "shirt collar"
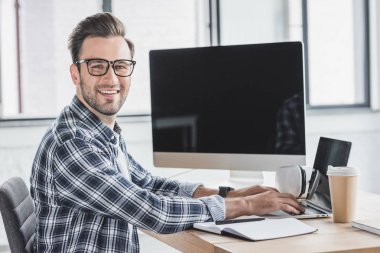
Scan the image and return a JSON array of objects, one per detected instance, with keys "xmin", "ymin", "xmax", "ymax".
[{"xmin": 69, "ymin": 96, "xmax": 121, "ymax": 145}]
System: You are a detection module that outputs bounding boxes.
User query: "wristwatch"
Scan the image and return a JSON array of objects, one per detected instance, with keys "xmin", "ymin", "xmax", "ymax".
[{"xmin": 218, "ymin": 186, "xmax": 234, "ymax": 198}]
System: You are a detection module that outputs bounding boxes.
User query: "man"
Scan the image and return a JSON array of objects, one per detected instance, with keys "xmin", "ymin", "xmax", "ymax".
[{"xmin": 30, "ymin": 13, "xmax": 303, "ymax": 253}]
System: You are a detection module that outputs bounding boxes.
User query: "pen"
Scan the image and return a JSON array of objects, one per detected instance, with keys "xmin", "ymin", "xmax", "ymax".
[{"xmin": 215, "ymin": 217, "xmax": 265, "ymax": 225}]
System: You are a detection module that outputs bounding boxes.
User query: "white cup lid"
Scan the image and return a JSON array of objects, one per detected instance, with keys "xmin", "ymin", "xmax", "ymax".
[{"xmin": 327, "ymin": 165, "xmax": 360, "ymax": 176}]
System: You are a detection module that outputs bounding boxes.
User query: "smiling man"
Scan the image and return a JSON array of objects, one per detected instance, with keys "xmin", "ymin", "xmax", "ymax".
[
  {"xmin": 30, "ymin": 13, "xmax": 303, "ymax": 253},
  {"xmin": 71, "ymin": 35, "xmax": 132, "ymax": 127}
]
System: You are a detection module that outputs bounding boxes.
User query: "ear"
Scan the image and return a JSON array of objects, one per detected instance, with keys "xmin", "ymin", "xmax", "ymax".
[{"xmin": 70, "ymin": 64, "xmax": 81, "ymax": 86}]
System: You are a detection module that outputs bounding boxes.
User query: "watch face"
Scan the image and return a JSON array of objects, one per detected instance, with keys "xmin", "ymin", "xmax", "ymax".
[{"xmin": 219, "ymin": 186, "xmax": 233, "ymax": 198}]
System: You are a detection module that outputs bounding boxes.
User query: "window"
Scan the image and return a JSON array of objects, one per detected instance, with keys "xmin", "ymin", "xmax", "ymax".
[
  {"xmin": 0, "ymin": 0, "xmax": 375, "ymax": 119},
  {"xmin": 0, "ymin": 0, "xmax": 20, "ymax": 117},
  {"xmin": 112, "ymin": 0, "xmax": 208, "ymax": 115},
  {"xmin": 218, "ymin": 0, "xmax": 303, "ymax": 45},
  {"xmin": 306, "ymin": 0, "xmax": 369, "ymax": 107},
  {"xmin": 0, "ymin": 0, "xmax": 208, "ymax": 118},
  {"xmin": 0, "ymin": 0, "xmax": 102, "ymax": 118},
  {"xmin": 217, "ymin": 0, "xmax": 370, "ymax": 108}
]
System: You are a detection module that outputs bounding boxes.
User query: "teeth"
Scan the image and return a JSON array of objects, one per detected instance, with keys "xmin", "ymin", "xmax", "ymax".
[{"xmin": 99, "ymin": 90, "xmax": 117, "ymax": 94}]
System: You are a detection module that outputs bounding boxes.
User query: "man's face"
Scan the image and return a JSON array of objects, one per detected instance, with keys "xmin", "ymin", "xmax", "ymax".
[{"xmin": 71, "ymin": 36, "xmax": 132, "ymax": 116}]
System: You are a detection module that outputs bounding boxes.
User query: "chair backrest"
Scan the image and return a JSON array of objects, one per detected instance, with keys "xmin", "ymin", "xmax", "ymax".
[{"xmin": 0, "ymin": 177, "xmax": 35, "ymax": 253}]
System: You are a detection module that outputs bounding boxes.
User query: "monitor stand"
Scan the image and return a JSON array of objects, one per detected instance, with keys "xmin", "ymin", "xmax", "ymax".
[{"xmin": 228, "ymin": 170, "xmax": 264, "ymax": 188}]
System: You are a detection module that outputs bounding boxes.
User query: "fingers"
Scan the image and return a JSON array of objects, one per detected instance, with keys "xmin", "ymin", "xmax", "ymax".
[
  {"xmin": 243, "ymin": 190, "xmax": 305, "ymax": 216},
  {"xmin": 276, "ymin": 193, "xmax": 304, "ymax": 213},
  {"xmin": 278, "ymin": 198, "xmax": 304, "ymax": 214},
  {"xmin": 266, "ymin": 186, "xmax": 279, "ymax": 192},
  {"xmin": 277, "ymin": 192, "xmax": 298, "ymax": 201},
  {"xmin": 279, "ymin": 203, "xmax": 301, "ymax": 214}
]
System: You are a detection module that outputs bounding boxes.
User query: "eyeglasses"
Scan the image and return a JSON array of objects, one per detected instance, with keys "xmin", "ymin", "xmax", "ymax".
[{"xmin": 75, "ymin": 58, "xmax": 136, "ymax": 77}]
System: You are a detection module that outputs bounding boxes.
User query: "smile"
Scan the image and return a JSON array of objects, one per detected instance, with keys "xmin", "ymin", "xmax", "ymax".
[
  {"xmin": 99, "ymin": 90, "xmax": 119, "ymax": 94},
  {"xmin": 98, "ymin": 89, "xmax": 120, "ymax": 95}
]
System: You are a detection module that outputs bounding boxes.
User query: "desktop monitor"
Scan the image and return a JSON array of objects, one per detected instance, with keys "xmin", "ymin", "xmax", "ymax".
[{"xmin": 149, "ymin": 42, "xmax": 306, "ymax": 171}]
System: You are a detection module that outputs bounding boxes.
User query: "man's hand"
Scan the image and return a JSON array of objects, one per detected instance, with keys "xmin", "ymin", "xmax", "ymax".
[
  {"xmin": 192, "ymin": 184, "xmax": 304, "ymax": 219},
  {"xmin": 193, "ymin": 184, "xmax": 278, "ymax": 199},
  {"xmin": 226, "ymin": 185, "xmax": 278, "ymax": 198},
  {"xmin": 225, "ymin": 191, "xmax": 304, "ymax": 219}
]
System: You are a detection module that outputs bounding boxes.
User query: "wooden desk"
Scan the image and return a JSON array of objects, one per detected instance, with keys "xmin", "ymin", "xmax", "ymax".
[{"xmin": 144, "ymin": 191, "xmax": 380, "ymax": 253}]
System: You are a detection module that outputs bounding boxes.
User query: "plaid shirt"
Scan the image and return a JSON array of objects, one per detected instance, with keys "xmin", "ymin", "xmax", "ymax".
[{"xmin": 30, "ymin": 96, "xmax": 225, "ymax": 253}]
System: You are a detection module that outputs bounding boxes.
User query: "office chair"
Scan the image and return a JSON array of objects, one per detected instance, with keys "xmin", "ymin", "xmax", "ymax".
[{"xmin": 0, "ymin": 177, "xmax": 35, "ymax": 253}]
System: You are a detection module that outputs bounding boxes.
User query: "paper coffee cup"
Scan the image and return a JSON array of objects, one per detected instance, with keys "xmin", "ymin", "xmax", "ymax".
[{"xmin": 327, "ymin": 166, "xmax": 360, "ymax": 223}]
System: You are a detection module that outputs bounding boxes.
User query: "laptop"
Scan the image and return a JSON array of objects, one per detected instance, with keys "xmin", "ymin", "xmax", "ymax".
[
  {"xmin": 267, "ymin": 137, "xmax": 352, "ymax": 219},
  {"xmin": 268, "ymin": 170, "xmax": 332, "ymax": 219}
]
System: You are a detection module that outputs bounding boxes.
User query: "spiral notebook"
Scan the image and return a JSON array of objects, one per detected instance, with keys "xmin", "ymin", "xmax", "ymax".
[{"xmin": 193, "ymin": 217, "xmax": 317, "ymax": 241}]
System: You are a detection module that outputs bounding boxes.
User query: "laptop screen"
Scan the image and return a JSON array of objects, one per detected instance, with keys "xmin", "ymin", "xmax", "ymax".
[
  {"xmin": 307, "ymin": 172, "xmax": 332, "ymax": 212},
  {"xmin": 313, "ymin": 137, "xmax": 352, "ymax": 175},
  {"xmin": 306, "ymin": 137, "xmax": 351, "ymax": 212}
]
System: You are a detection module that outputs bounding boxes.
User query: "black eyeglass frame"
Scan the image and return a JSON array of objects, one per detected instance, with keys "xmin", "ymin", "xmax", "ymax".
[{"xmin": 75, "ymin": 58, "xmax": 136, "ymax": 77}]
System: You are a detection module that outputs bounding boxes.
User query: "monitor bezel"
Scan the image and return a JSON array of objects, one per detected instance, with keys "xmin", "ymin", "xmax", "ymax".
[{"xmin": 153, "ymin": 152, "xmax": 306, "ymax": 171}]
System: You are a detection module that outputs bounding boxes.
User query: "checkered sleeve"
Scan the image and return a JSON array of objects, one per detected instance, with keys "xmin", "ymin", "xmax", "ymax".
[
  {"xmin": 127, "ymin": 154, "xmax": 200, "ymax": 197},
  {"xmin": 54, "ymin": 138, "xmax": 223, "ymax": 234},
  {"xmin": 177, "ymin": 182, "xmax": 203, "ymax": 197},
  {"xmin": 127, "ymin": 154, "xmax": 181, "ymax": 197},
  {"xmin": 127, "ymin": 155, "xmax": 225, "ymax": 221}
]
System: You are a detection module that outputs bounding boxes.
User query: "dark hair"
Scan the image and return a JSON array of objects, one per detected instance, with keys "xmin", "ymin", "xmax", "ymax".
[{"xmin": 68, "ymin": 12, "xmax": 134, "ymax": 63}]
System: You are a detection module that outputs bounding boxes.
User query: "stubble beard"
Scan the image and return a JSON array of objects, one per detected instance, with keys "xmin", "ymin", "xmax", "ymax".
[{"xmin": 79, "ymin": 77, "xmax": 127, "ymax": 116}]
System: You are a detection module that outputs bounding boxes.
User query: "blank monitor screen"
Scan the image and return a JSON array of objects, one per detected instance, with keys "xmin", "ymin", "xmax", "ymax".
[{"xmin": 150, "ymin": 42, "xmax": 306, "ymax": 170}]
